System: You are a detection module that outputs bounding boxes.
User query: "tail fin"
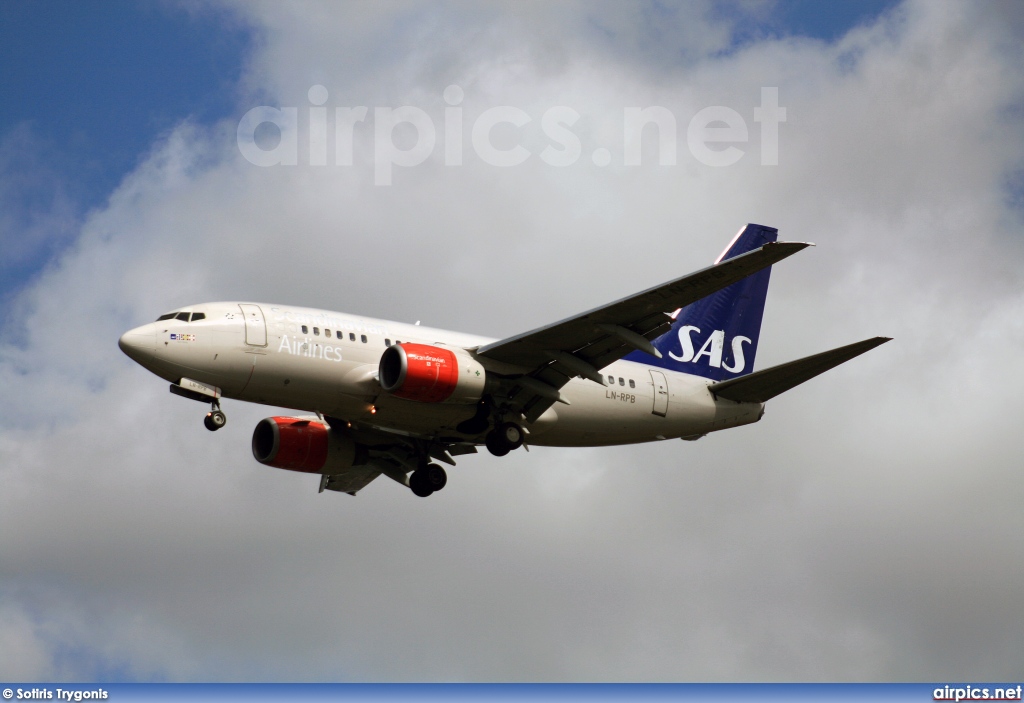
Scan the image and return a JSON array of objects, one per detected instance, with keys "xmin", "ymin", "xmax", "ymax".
[{"xmin": 626, "ymin": 223, "xmax": 778, "ymax": 381}]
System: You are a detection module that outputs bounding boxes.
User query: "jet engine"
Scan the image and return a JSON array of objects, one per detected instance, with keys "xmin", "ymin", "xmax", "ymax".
[
  {"xmin": 378, "ymin": 343, "xmax": 487, "ymax": 403},
  {"xmin": 252, "ymin": 416, "xmax": 364, "ymax": 473}
]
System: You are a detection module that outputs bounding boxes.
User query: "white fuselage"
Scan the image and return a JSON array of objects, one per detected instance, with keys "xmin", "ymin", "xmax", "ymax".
[{"xmin": 119, "ymin": 302, "xmax": 763, "ymax": 447}]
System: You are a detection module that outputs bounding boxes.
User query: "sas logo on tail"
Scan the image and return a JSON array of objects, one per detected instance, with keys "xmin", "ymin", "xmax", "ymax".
[{"xmin": 669, "ymin": 326, "xmax": 751, "ymax": 373}]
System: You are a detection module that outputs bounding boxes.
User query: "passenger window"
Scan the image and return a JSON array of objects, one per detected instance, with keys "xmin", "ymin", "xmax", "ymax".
[
  {"xmin": 176, "ymin": 312, "xmax": 190, "ymax": 321},
  {"xmin": 325, "ymin": 329, "xmax": 330, "ymax": 337},
  {"xmin": 385, "ymin": 339, "xmax": 392, "ymax": 347},
  {"xmin": 361, "ymin": 334, "xmax": 367, "ymax": 343},
  {"xmin": 313, "ymin": 327, "xmax": 320, "ymax": 336},
  {"xmin": 301, "ymin": 325, "xmax": 308, "ymax": 334},
  {"xmin": 156, "ymin": 312, "xmax": 177, "ymax": 321},
  {"xmin": 190, "ymin": 312, "xmax": 205, "ymax": 322},
  {"xmin": 619, "ymin": 378, "xmax": 624, "ymax": 386},
  {"xmin": 607, "ymin": 375, "xmax": 614, "ymax": 384},
  {"xmin": 629, "ymin": 379, "xmax": 635, "ymax": 388},
  {"xmin": 349, "ymin": 333, "xmax": 356, "ymax": 341},
  {"xmin": 336, "ymin": 331, "xmax": 342, "ymax": 339}
]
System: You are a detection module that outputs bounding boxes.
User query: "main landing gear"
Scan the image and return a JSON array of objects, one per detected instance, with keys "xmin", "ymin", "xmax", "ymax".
[
  {"xmin": 409, "ymin": 462, "xmax": 448, "ymax": 498},
  {"xmin": 485, "ymin": 421, "xmax": 524, "ymax": 457},
  {"xmin": 204, "ymin": 401, "xmax": 227, "ymax": 432}
]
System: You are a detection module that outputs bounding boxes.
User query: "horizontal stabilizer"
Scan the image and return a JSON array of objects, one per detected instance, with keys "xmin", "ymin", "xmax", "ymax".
[{"xmin": 708, "ymin": 337, "xmax": 891, "ymax": 403}]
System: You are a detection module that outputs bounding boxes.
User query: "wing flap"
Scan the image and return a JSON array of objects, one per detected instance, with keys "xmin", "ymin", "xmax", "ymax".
[
  {"xmin": 321, "ymin": 465, "xmax": 383, "ymax": 494},
  {"xmin": 708, "ymin": 337, "xmax": 891, "ymax": 403}
]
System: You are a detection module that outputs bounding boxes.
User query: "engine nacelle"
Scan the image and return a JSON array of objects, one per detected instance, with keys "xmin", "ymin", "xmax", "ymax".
[
  {"xmin": 378, "ymin": 343, "xmax": 487, "ymax": 403},
  {"xmin": 251, "ymin": 416, "xmax": 362, "ymax": 473}
]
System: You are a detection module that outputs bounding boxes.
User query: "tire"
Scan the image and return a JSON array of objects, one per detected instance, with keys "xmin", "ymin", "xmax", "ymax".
[
  {"xmin": 409, "ymin": 470, "xmax": 434, "ymax": 497},
  {"xmin": 485, "ymin": 430, "xmax": 511, "ymax": 457},
  {"xmin": 499, "ymin": 422, "xmax": 524, "ymax": 450},
  {"xmin": 204, "ymin": 413, "xmax": 223, "ymax": 431},
  {"xmin": 425, "ymin": 464, "xmax": 447, "ymax": 491}
]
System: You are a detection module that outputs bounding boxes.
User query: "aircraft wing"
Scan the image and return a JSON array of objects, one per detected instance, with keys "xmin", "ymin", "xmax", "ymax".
[
  {"xmin": 322, "ymin": 415, "xmax": 477, "ymax": 494},
  {"xmin": 476, "ymin": 240, "xmax": 811, "ymax": 422},
  {"xmin": 708, "ymin": 336, "xmax": 892, "ymax": 403}
]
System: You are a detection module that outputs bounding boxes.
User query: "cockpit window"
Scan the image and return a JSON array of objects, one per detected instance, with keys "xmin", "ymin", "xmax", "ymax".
[
  {"xmin": 190, "ymin": 312, "xmax": 205, "ymax": 322},
  {"xmin": 175, "ymin": 312, "xmax": 191, "ymax": 321},
  {"xmin": 156, "ymin": 312, "xmax": 178, "ymax": 321}
]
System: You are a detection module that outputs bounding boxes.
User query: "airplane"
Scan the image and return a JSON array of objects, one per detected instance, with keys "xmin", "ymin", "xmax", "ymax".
[{"xmin": 118, "ymin": 224, "xmax": 889, "ymax": 498}]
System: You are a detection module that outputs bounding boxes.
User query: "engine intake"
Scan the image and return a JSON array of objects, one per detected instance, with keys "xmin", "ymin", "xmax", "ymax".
[
  {"xmin": 252, "ymin": 416, "xmax": 361, "ymax": 473},
  {"xmin": 379, "ymin": 343, "xmax": 486, "ymax": 403}
]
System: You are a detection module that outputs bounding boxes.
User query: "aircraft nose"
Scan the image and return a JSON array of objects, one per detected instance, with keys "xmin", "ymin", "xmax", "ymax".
[{"xmin": 118, "ymin": 324, "xmax": 156, "ymax": 364}]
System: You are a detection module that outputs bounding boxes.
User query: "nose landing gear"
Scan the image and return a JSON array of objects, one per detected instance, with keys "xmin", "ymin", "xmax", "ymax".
[
  {"xmin": 168, "ymin": 380, "xmax": 226, "ymax": 432},
  {"xmin": 204, "ymin": 401, "xmax": 227, "ymax": 431}
]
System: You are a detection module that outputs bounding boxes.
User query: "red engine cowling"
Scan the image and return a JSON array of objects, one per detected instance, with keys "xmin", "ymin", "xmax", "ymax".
[
  {"xmin": 251, "ymin": 416, "xmax": 358, "ymax": 473},
  {"xmin": 378, "ymin": 343, "xmax": 487, "ymax": 403}
]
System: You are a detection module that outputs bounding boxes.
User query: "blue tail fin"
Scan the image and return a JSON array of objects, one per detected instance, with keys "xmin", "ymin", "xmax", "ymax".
[{"xmin": 625, "ymin": 223, "xmax": 777, "ymax": 381}]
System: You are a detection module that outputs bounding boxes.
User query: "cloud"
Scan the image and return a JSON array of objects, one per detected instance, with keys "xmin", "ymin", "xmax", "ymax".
[{"xmin": 1, "ymin": 0, "xmax": 1023, "ymax": 681}]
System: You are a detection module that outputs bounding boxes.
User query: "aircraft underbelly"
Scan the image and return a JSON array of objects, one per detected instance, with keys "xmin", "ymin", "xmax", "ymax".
[
  {"xmin": 524, "ymin": 371, "xmax": 708, "ymax": 446},
  {"xmin": 523, "ymin": 368, "xmax": 762, "ymax": 447}
]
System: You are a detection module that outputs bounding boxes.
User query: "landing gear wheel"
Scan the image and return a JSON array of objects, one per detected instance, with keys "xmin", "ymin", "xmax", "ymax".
[
  {"xmin": 204, "ymin": 410, "xmax": 226, "ymax": 431},
  {"xmin": 498, "ymin": 422, "xmax": 524, "ymax": 450},
  {"xmin": 485, "ymin": 422, "xmax": 524, "ymax": 455},
  {"xmin": 424, "ymin": 463, "xmax": 447, "ymax": 491},
  {"xmin": 409, "ymin": 470, "xmax": 434, "ymax": 497},
  {"xmin": 485, "ymin": 430, "xmax": 511, "ymax": 457}
]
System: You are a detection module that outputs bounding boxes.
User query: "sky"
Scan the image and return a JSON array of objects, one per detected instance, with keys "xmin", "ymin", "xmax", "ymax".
[
  {"xmin": 2, "ymin": 0, "xmax": 1023, "ymax": 682},
  {"xmin": 0, "ymin": 0, "xmax": 251, "ymax": 304}
]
